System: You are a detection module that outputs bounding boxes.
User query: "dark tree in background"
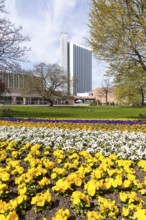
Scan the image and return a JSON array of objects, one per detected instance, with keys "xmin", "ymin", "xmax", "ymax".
[
  {"xmin": 0, "ymin": 78, "xmax": 6, "ymax": 98},
  {"xmin": 0, "ymin": 0, "xmax": 29, "ymax": 71}
]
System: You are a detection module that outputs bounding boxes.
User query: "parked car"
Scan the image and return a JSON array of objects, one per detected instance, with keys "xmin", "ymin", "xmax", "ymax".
[{"xmin": 76, "ymin": 99, "xmax": 82, "ymax": 103}]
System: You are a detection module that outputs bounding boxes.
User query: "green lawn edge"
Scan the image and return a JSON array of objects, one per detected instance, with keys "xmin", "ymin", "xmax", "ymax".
[{"xmin": 1, "ymin": 105, "xmax": 146, "ymax": 119}]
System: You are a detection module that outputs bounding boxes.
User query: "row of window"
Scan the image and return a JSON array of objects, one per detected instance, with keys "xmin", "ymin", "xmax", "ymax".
[{"xmin": 0, "ymin": 72, "xmax": 24, "ymax": 89}]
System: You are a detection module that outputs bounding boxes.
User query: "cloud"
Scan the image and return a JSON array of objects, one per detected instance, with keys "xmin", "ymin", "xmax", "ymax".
[{"xmin": 4, "ymin": 0, "xmax": 107, "ymax": 88}]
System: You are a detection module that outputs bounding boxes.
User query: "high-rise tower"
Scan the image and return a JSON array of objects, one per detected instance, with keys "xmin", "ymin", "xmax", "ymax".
[{"xmin": 60, "ymin": 33, "xmax": 92, "ymax": 96}]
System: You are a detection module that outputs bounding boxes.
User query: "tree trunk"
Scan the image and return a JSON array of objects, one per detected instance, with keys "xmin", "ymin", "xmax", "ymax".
[
  {"xmin": 48, "ymin": 99, "xmax": 53, "ymax": 107},
  {"xmin": 140, "ymin": 88, "xmax": 145, "ymax": 107},
  {"xmin": 105, "ymin": 91, "xmax": 108, "ymax": 105}
]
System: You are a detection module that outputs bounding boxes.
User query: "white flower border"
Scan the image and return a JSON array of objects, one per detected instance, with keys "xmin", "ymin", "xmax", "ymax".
[{"xmin": 0, "ymin": 126, "xmax": 146, "ymax": 160}]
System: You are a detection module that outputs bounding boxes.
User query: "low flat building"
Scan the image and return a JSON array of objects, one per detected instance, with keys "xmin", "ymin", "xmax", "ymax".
[
  {"xmin": 0, "ymin": 72, "xmax": 76, "ymax": 105},
  {"xmin": 92, "ymin": 87, "xmax": 117, "ymax": 105}
]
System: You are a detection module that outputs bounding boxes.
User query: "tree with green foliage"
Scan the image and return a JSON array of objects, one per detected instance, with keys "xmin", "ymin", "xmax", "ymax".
[
  {"xmin": 115, "ymin": 83, "xmax": 142, "ymax": 106},
  {"xmin": 88, "ymin": 0, "xmax": 146, "ymax": 106},
  {"xmin": 112, "ymin": 64, "xmax": 146, "ymax": 106},
  {"xmin": 88, "ymin": 0, "xmax": 146, "ymax": 70}
]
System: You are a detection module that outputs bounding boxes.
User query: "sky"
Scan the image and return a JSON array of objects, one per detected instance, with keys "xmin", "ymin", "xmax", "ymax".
[{"xmin": 5, "ymin": 0, "xmax": 108, "ymax": 89}]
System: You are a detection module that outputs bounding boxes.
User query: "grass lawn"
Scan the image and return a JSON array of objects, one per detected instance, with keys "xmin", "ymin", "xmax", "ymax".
[{"xmin": 1, "ymin": 105, "xmax": 146, "ymax": 119}]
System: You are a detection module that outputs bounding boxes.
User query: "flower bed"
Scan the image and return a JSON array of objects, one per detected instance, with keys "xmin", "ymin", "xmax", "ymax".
[
  {"xmin": 0, "ymin": 118, "xmax": 146, "ymax": 219},
  {"xmin": 0, "ymin": 126, "xmax": 146, "ymax": 160},
  {"xmin": 1, "ymin": 118, "xmax": 146, "ymax": 132}
]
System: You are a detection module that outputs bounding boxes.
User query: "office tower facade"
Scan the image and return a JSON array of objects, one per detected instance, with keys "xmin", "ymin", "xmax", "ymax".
[{"xmin": 60, "ymin": 33, "xmax": 92, "ymax": 96}]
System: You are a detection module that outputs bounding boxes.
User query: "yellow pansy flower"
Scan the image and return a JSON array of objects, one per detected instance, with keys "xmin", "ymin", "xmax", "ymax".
[
  {"xmin": 1, "ymin": 172, "xmax": 10, "ymax": 182},
  {"xmin": 134, "ymin": 209, "xmax": 146, "ymax": 220},
  {"xmin": 38, "ymin": 177, "xmax": 50, "ymax": 186},
  {"xmin": 6, "ymin": 211, "xmax": 18, "ymax": 220},
  {"xmin": 9, "ymin": 199, "xmax": 18, "ymax": 210},
  {"xmin": 52, "ymin": 178, "xmax": 72, "ymax": 193},
  {"xmin": 139, "ymin": 189, "xmax": 146, "ymax": 195},
  {"xmin": 16, "ymin": 195, "xmax": 27, "ymax": 205},
  {"xmin": 138, "ymin": 160, "xmax": 146, "ymax": 172},
  {"xmin": 17, "ymin": 185, "xmax": 27, "ymax": 195},
  {"xmin": 119, "ymin": 192, "xmax": 128, "ymax": 202},
  {"xmin": 87, "ymin": 211, "xmax": 102, "ymax": 220},
  {"xmin": 74, "ymin": 176, "xmax": 82, "ymax": 186},
  {"xmin": 71, "ymin": 190, "xmax": 90, "ymax": 206},
  {"xmin": 44, "ymin": 190, "xmax": 52, "ymax": 203},
  {"xmin": 31, "ymin": 190, "xmax": 51, "ymax": 207},
  {"xmin": 144, "ymin": 176, "xmax": 146, "ymax": 186},
  {"xmin": 0, "ymin": 214, "xmax": 6, "ymax": 220},
  {"xmin": 52, "ymin": 209, "xmax": 70, "ymax": 220},
  {"xmin": 122, "ymin": 179, "xmax": 131, "ymax": 188},
  {"xmin": 84, "ymin": 179, "xmax": 97, "ymax": 196},
  {"xmin": 51, "ymin": 173, "xmax": 57, "ymax": 179},
  {"xmin": 122, "ymin": 207, "xmax": 129, "ymax": 217},
  {"xmin": 92, "ymin": 168, "xmax": 102, "ymax": 179},
  {"xmin": 31, "ymin": 196, "xmax": 45, "ymax": 207},
  {"xmin": 127, "ymin": 173, "xmax": 136, "ymax": 182}
]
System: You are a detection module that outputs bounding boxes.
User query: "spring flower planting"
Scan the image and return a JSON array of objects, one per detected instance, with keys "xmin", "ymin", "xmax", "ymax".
[
  {"xmin": 0, "ymin": 118, "xmax": 146, "ymax": 219},
  {"xmin": 0, "ymin": 125, "xmax": 146, "ymax": 160},
  {"xmin": 1, "ymin": 118, "xmax": 146, "ymax": 133}
]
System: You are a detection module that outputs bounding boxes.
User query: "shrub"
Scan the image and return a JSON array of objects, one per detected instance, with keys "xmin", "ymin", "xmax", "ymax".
[
  {"xmin": 90, "ymin": 100, "xmax": 97, "ymax": 106},
  {"xmin": 0, "ymin": 108, "xmax": 13, "ymax": 117}
]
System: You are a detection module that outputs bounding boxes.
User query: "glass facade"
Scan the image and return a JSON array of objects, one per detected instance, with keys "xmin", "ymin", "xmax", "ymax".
[{"xmin": 60, "ymin": 33, "xmax": 92, "ymax": 96}]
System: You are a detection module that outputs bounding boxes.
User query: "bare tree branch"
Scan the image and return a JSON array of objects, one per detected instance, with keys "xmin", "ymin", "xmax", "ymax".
[
  {"xmin": 25, "ymin": 63, "xmax": 67, "ymax": 106},
  {"xmin": 0, "ymin": 0, "xmax": 30, "ymax": 71}
]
